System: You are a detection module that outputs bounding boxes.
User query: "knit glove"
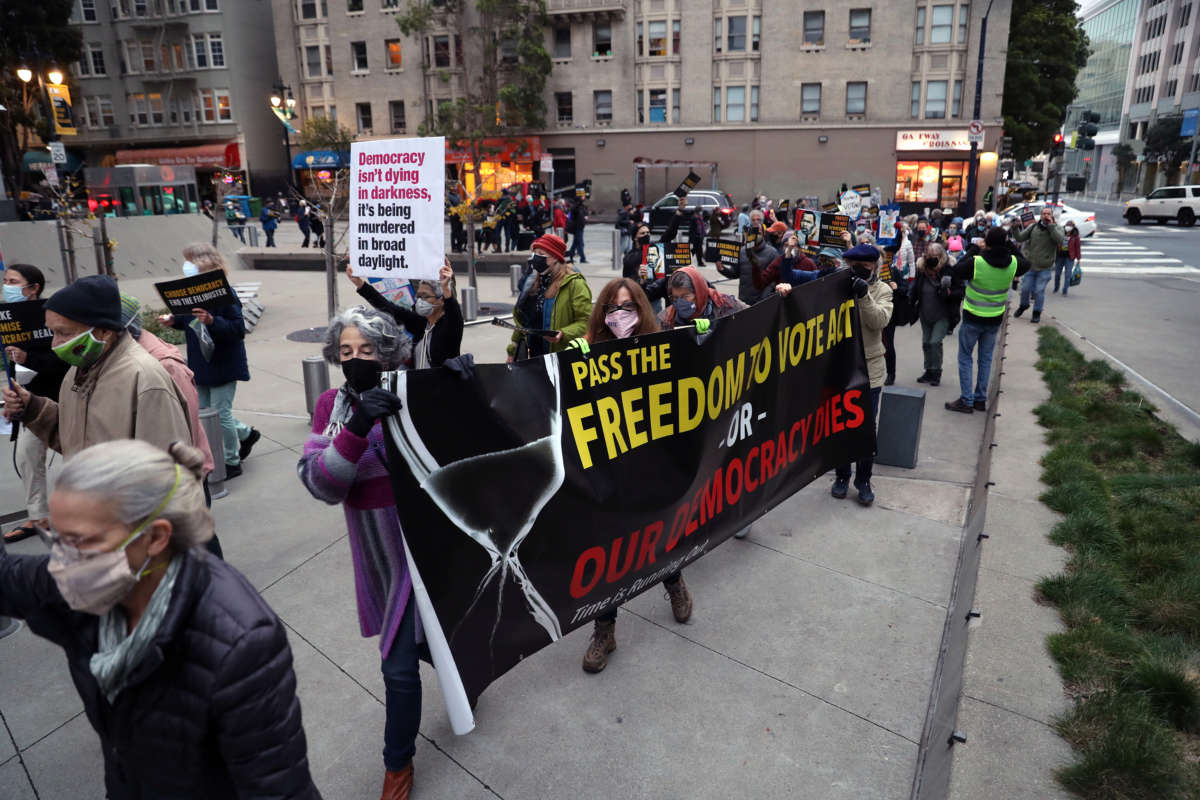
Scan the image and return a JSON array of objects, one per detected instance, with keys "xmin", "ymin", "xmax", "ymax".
[
  {"xmin": 693, "ymin": 318, "xmax": 711, "ymax": 334},
  {"xmin": 850, "ymin": 277, "xmax": 869, "ymax": 298},
  {"xmin": 345, "ymin": 388, "xmax": 403, "ymax": 437},
  {"xmin": 567, "ymin": 338, "xmax": 591, "ymax": 355}
]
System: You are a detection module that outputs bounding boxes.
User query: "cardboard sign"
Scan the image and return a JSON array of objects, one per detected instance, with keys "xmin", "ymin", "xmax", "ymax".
[
  {"xmin": 819, "ymin": 214, "xmax": 852, "ymax": 248},
  {"xmin": 644, "ymin": 244, "xmax": 667, "ymax": 280},
  {"xmin": 1019, "ymin": 206, "xmax": 1036, "ymax": 226},
  {"xmin": 840, "ymin": 190, "xmax": 862, "ymax": 220},
  {"xmin": 673, "ymin": 171, "xmax": 701, "ymax": 198},
  {"xmin": 851, "ymin": 183, "xmax": 871, "ymax": 197},
  {"xmin": 794, "ymin": 209, "xmax": 820, "ymax": 248},
  {"xmin": 350, "ymin": 136, "xmax": 445, "ymax": 280},
  {"xmin": 821, "ymin": 202, "xmax": 840, "ymax": 213},
  {"xmin": 704, "ymin": 237, "xmax": 742, "ymax": 269},
  {"xmin": 0, "ymin": 300, "xmax": 52, "ymax": 351},
  {"xmin": 154, "ymin": 269, "xmax": 237, "ymax": 314},
  {"xmin": 663, "ymin": 241, "xmax": 692, "ymax": 269},
  {"xmin": 876, "ymin": 203, "xmax": 901, "ymax": 245}
]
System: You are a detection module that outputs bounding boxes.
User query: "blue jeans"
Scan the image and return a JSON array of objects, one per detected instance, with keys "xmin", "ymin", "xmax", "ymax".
[
  {"xmin": 1019, "ymin": 269, "xmax": 1053, "ymax": 312},
  {"xmin": 1053, "ymin": 255, "xmax": 1074, "ymax": 295},
  {"xmin": 197, "ymin": 381, "xmax": 252, "ymax": 466},
  {"xmin": 381, "ymin": 599, "xmax": 422, "ymax": 771},
  {"xmin": 836, "ymin": 386, "xmax": 882, "ymax": 485},
  {"xmin": 566, "ymin": 230, "xmax": 586, "ymax": 262},
  {"xmin": 957, "ymin": 320, "xmax": 999, "ymax": 404}
]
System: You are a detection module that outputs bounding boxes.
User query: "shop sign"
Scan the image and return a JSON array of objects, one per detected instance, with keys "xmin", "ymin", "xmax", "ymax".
[{"xmin": 896, "ymin": 129, "xmax": 971, "ymax": 151}]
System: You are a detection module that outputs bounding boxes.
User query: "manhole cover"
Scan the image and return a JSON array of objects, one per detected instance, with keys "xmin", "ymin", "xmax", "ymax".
[{"xmin": 287, "ymin": 326, "xmax": 328, "ymax": 343}]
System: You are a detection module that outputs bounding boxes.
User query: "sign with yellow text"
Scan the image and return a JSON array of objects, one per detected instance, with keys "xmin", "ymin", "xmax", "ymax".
[
  {"xmin": 382, "ymin": 272, "xmax": 874, "ymax": 714},
  {"xmin": 45, "ymin": 84, "xmax": 76, "ymax": 136}
]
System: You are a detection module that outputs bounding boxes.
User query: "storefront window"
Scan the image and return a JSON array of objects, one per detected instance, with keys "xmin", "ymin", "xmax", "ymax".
[
  {"xmin": 895, "ymin": 159, "xmax": 968, "ymax": 207},
  {"xmin": 940, "ymin": 161, "xmax": 966, "ymax": 205}
]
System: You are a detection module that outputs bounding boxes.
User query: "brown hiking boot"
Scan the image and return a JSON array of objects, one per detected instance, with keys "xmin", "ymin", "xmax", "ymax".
[
  {"xmin": 582, "ymin": 619, "xmax": 616, "ymax": 673},
  {"xmin": 380, "ymin": 764, "xmax": 413, "ymax": 800},
  {"xmin": 665, "ymin": 576, "xmax": 693, "ymax": 623}
]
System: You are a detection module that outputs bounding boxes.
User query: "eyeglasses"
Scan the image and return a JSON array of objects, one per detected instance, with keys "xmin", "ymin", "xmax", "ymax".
[
  {"xmin": 415, "ymin": 293, "xmax": 438, "ymax": 301},
  {"xmin": 36, "ymin": 524, "xmax": 109, "ymax": 558},
  {"xmin": 602, "ymin": 302, "xmax": 637, "ymax": 314}
]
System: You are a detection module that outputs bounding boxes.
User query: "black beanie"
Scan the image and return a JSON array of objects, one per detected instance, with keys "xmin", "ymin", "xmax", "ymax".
[{"xmin": 45, "ymin": 275, "xmax": 123, "ymax": 330}]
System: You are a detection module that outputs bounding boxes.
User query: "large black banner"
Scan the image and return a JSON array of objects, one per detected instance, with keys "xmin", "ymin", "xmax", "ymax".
[
  {"xmin": 0, "ymin": 300, "xmax": 51, "ymax": 351},
  {"xmin": 383, "ymin": 272, "xmax": 873, "ymax": 729}
]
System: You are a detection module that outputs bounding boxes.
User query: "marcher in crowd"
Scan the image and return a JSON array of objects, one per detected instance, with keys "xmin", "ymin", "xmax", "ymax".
[
  {"xmin": 689, "ymin": 203, "xmax": 708, "ymax": 266},
  {"xmin": 161, "ymin": 244, "xmax": 260, "ymax": 479},
  {"xmin": 310, "ymin": 204, "xmax": 326, "ymax": 250},
  {"xmin": 659, "ymin": 265, "xmax": 746, "ymax": 331},
  {"xmin": 574, "ymin": 278, "xmax": 693, "ymax": 673},
  {"xmin": 553, "ymin": 198, "xmax": 568, "ymax": 240},
  {"xmin": 830, "ymin": 244, "xmax": 892, "ymax": 507},
  {"xmin": 622, "ymin": 199, "xmax": 687, "ymax": 307},
  {"xmin": 3, "ymin": 264, "xmax": 69, "ymax": 544},
  {"xmin": 911, "ymin": 218, "xmax": 933, "ymax": 263},
  {"xmin": 347, "ymin": 259, "xmax": 463, "ymax": 368},
  {"xmin": 564, "ymin": 197, "xmax": 589, "ymax": 264},
  {"xmin": 297, "ymin": 200, "xmax": 312, "ymax": 248},
  {"xmin": 880, "ymin": 236, "xmax": 916, "ymax": 387},
  {"xmin": 983, "ymin": 185, "xmax": 994, "ymax": 212},
  {"xmin": 753, "ymin": 231, "xmax": 820, "ymax": 294},
  {"xmin": 719, "ymin": 214, "xmax": 779, "ymax": 305},
  {"xmin": 1054, "ymin": 220, "xmax": 1081, "ymax": 296},
  {"xmin": 224, "ymin": 201, "xmax": 246, "ymax": 244},
  {"xmin": 508, "ymin": 234, "xmax": 593, "ymax": 361},
  {"xmin": 299, "ymin": 307, "xmax": 417, "ymax": 800},
  {"xmin": 737, "ymin": 205, "xmax": 751, "ymax": 236},
  {"xmin": 260, "ymin": 200, "xmax": 279, "ymax": 248},
  {"xmin": 0, "ymin": 439, "xmax": 318, "ymax": 798},
  {"xmin": 1012, "ymin": 205, "xmax": 1063, "ymax": 323},
  {"xmin": 945, "ymin": 227, "xmax": 1031, "ymax": 414},
  {"xmin": 616, "ymin": 202, "xmax": 633, "ymax": 255},
  {"xmin": 909, "ymin": 249, "xmax": 963, "ymax": 387}
]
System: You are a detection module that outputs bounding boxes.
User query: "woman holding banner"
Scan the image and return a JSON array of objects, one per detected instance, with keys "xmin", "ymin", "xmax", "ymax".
[
  {"xmin": 3, "ymin": 264, "xmax": 69, "ymax": 544},
  {"xmin": 572, "ymin": 278, "xmax": 693, "ymax": 673},
  {"xmin": 299, "ymin": 307, "xmax": 421, "ymax": 800}
]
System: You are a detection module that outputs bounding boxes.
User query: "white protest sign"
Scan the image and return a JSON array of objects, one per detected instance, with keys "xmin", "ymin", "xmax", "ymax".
[
  {"xmin": 350, "ymin": 136, "xmax": 444, "ymax": 280},
  {"xmin": 840, "ymin": 189, "xmax": 862, "ymax": 220}
]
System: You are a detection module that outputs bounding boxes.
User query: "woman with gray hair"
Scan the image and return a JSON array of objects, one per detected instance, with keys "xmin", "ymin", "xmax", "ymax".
[
  {"xmin": 0, "ymin": 439, "xmax": 318, "ymax": 798},
  {"xmin": 298, "ymin": 306, "xmax": 420, "ymax": 800}
]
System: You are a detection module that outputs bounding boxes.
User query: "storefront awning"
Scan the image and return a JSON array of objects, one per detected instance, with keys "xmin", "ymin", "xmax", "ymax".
[
  {"xmin": 447, "ymin": 137, "xmax": 540, "ymax": 164},
  {"xmin": 22, "ymin": 148, "xmax": 83, "ymax": 172},
  {"xmin": 293, "ymin": 150, "xmax": 349, "ymax": 168},
  {"xmin": 115, "ymin": 142, "xmax": 238, "ymax": 168}
]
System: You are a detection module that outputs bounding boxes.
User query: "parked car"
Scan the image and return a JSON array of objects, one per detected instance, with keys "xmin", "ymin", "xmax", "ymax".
[
  {"xmin": 997, "ymin": 200, "xmax": 1097, "ymax": 238},
  {"xmin": 646, "ymin": 190, "xmax": 735, "ymax": 235},
  {"xmin": 1123, "ymin": 185, "xmax": 1200, "ymax": 226}
]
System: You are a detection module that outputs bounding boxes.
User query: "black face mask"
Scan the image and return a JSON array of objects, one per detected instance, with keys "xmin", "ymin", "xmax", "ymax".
[
  {"xmin": 342, "ymin": 358, "xmax": 383, "ymax": 393},
  {"xmin": 637, "ymin": 234, "xmax": 651, "ymax": 246},
  {"xmin": 529, "ymin": 253, "xmax": 551, "ymax": 276},
  {"xmin": 850, "ymin": 264, "xmax": 874, "ymax": 281}
]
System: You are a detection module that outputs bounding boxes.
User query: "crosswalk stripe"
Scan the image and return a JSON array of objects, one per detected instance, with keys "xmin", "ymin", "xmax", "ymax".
[
  {"xmin": 1085, "ymin": 266, "xmax": 1200, "ymax": 275},
  {"xmin": 1084, "ymin": 257, "xmax": 1182, "ymax": 263}
]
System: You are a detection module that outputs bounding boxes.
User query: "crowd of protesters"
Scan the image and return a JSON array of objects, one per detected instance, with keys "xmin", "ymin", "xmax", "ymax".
[{"xmin": 0, "ymin": 180, "xmax": 1062, "ymax": 800}]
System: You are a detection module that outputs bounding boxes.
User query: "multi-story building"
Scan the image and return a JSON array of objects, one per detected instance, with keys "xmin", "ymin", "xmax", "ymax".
[
  {"xmin": 274, "ymin": 0, "xmax": 1012, "ymax": 214},
  {"xmin": 65, "ymin": 0, "xmax": 283, "ymax": 200}
]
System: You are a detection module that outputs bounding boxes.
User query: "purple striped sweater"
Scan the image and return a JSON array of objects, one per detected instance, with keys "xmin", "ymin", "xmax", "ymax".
[{"xmin": 298, "ymin": 388, "xmax": 413, "ymax": 657}]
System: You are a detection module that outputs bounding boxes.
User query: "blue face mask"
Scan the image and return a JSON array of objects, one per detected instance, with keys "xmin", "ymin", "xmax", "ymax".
[
  {"xmin": 181, "ymin": 261, "xmax": 200, "ymax": 277},
  {"xmin": 673, "ymin": 297, "xmax": 696, "ymax": 321},
  {"xmin": 2, "ymin": 284, "xmax": 27, "ymax": 304}
]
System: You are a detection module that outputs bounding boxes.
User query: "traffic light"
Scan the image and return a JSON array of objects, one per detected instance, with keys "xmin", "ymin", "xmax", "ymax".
[
  {"xmin": 1076, "ymin": 110, "xmax": 1100, "ymax": 151},
  {"xmin": 999, "ymin": 136, "xmax": 1013, "ymax": 159},
  {"xmin": 1052, "ymin": 132, "xmax": 1066, "ymax": 158}
]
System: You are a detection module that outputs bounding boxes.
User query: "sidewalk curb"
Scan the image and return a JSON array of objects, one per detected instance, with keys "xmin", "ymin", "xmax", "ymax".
[{"xmin": 909, "ymin": 315, "xmax": 1010, "ymax": 800}]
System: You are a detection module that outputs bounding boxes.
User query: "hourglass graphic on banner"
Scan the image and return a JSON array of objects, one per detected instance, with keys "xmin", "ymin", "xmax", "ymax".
[{"xmin": 386, "ymin": 355, "xmax": 566, "ymax": 662}]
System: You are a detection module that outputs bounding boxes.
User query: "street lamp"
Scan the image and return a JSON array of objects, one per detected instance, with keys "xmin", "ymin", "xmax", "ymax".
[
  {"xmin": 47, "ymin": 69, "xmax": 63, "ymax": 86},
  {"xmin": 16, "ymin": 67, "xmax": 32, "ymax": 83},
  {"xmin": 270, "ymin": 79, "xmax": 296, "ymax": 190}
]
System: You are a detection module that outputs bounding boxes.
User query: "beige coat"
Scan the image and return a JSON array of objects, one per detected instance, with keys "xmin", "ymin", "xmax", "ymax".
[
  {"xmin": 858, "ymin": 279, "xmax": 894, "ymax": 389},
  {"xmin": 25, "ymin": 332, "xmax": 193, "ymax": 458}
]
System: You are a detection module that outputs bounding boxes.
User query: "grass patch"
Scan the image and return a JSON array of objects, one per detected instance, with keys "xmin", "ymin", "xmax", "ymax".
[
  {"xmin": 140, "ymin": 308, "xmax": 185, "ymax": 345},
  {"xmin": 1034, "ymin": 327, "xmax": 1200, "ymax": 798}
]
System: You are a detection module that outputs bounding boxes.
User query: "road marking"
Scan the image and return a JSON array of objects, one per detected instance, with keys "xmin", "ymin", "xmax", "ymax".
[
  {"xmin": 1084, "ymin": 266, "xmax": 1200, "ymax": 274},
  {"xmin": 1084, "ymin": 257, "xmax": 1183, "ymax": 263}
]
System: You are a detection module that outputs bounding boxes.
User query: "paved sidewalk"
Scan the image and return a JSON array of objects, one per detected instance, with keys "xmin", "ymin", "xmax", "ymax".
[{"xmin": 2, "ymin": 234, "xmax": 1000, "ymax": 799}]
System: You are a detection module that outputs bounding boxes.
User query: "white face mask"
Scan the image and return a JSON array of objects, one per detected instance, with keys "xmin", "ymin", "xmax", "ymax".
[
  {"xmin": 414, "ymin": 298, "xmax": 436, "ymax": 318},
  {"xmin": 181, "ymin": 261, "xmax": 200, "ymax": 277}
]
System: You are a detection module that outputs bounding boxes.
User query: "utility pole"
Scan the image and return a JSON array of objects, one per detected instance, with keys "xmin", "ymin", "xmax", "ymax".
[{"xmin": 965, "ymin": 0, "xmax": 997, "ymax": 215}]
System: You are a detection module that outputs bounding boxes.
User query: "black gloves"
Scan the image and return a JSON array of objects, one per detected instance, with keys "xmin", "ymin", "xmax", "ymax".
[
  {"xmin": 442, "ymin": 353, "xmax": 475, "ymax": 382},
  {"xmin": 851, "ymin": 277, "xmax": 869, "ymax": 298},
  {"xmin": 345, "ymin": 387, "xmax": 403, "ymax": 437},
  {"xmin": 940, "ymin": 274, "xmax": 953, "ymax": 289}
]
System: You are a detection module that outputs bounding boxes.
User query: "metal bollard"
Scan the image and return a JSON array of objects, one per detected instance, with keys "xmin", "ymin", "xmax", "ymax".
[
  {"xmin": 0, "ymin": 615, "xmax": 20, "ymax": 640},
  {"xmin": 612, "ymin": 229, "xmax": 622, "ymax": 271},
  {"xmin": 461, "ymin": 285, "xmax": 478, "ymax": 321},
  {"xmin": 247, "ymin": 226, "xmax": 260, "ymax": 247},
  {"xmin": 199, "ymin": 407, "xmax": 228, "ymax": 500},
  {"xmin": 302, "ymin": 355, "xmax": 330, "ymax": 419},
  {"xmin": 510, "ymin": 264, "xmax": 523, "ymax": 296}
]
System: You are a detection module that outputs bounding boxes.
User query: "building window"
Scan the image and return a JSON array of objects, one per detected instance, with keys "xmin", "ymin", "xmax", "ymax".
[
  {"xmin": 649, "ymin": 20, "xmax": 667, "ymax": 56},
  {"xmin": 198, "ymin": 89, "xmax": 214, "ymax": 122},
  {"xmin": 205, "ymin": 0, "xmax": 218, "ymax": 9},
  {"xmin": 81, "ymin": 0, "xmax": 97, "ymax": 21},
  {"xmin": 673, "ymin": 20, "xmax": 681, "ymax": 54},
  {"xmin": 1182, "ymin": 3, "xmax": 1193, "ymax": 26},
  {"xmin": 958, "ymin": 4, "xmax": 969, "ymax": 43},
  {"xmin": 952, "ymin": 79, "xmax": 962, "ymax": 117},
  {"xmin": 594, "ymin": 89, "xmax": 612, "ymax": 122},
  {"xmin": 300, "ymin": 0, "xmax": 317, "ymax": 19},
  {"xmin": 351, "ymin": 41, "xmax": 368, "ymax": 71},
  {"xmin": 846, "ymin": 81, "xmax": 867, "ymax": 114},
  {"xmin": 896, "ymin": 160, "xmax": 966, "ymax": 205},
  {"xmin": 390, "ymin": 100, "xmax": 406, "ymax": 132},
  {"xmin": 649, "ymin": 88, "xmax": 667, "ymax": 122},
  {"xmin": 849, "ymin": 9, "xmax": 871, "ymax": 43},
  {"xmin": 90, "ymin": 42, "xmax": 106, "ymax": 75},
  {"xmin": 455, "ymin": 33, "xmax": 462, "ymax": 66},
  {"xmin": 752, "ymin": 16, "xmax": 760, "ymax": 51},
  {"xmin": 637, "ymin": 22, "xmax": 644, "ymax": 56},
  {"xmin": 712, "ymin": 87, "xmax": 721, "ymax": 121},
  {"xmin": 726, "ymin": 85, "xmax": 745, "ymax": 121},
  {"xmin": 803, "ymin": 11, "xmax": 824, "ymax": 45},
  {"xmin": 727, "ymin": 16, "xmax": 747, "ymax": 51},
  {"xmin": 433, "ymin": 35, "xmax": 450, "ymax": 67},
  {"xmin": 556, "ymin": 91, "xmax": 572, "ymax": 123},
  {"xmin": 911, "ymin": 81, "xmax": 920, "ymax": 117},
  {"xmin": 348, "ymin": 0, "xmax": 363, "ymax": 10},
  {"xmin": 672, "ymin": 87, "xmax": 680, "ymax": 122},
  {"xmin": 801, "ymin": 82, "xmax": 821, "ymax": 113},
  {"xmin": 310, "ymin": 106, "xmax": 326, "ymax": 119},
  {"xmin": 925, "ymin": 80, "xmax": 947, "ymax": 118},
  {"xmin": 382, "ymin": 0, "xmax": 398, "ymax": 7},
  {"xmin": 750, "ymin": 85, "xmax": 758, "ymax": 121},
  {"xmin": 930, "ymin": 5, "xmax": 952, "ymax": 44},
  {"xmin": 1173, "ymin": 41, "xmax": 1185, "ymax": 65},
  {"xmin": 1165, "ymin": 78, "xmax": 1178, "ymax": 98},
  {"xmin": 356, "ymin": 101, "xmax": 372, "ymax": 132},
  {"xmin": 915, "ymin": 7, "xmax": 925, "ymax": 45},
  {"xmin": 147, "ymin": 92, "xmax": 163, "ymax": 124},
  {"xmin": 593, "ymin": 21, "xmax": 612, "ymax": 56},
  {"xmin": 192, "ymin": 35, "xmax": 207, "ymax": 68},
  {"xmin": 386, "ymin": 39, "xmax": 402, "ymax": 69},
  {"xmin": 713, "ymin": 18, "xmax": 722, "ymax": 52},
  {"xmin": 636, "ymin": 89, "xmax": 644, "ymax": 123},
  {"xmin": 208, "ymin": 33, "xmax": 223, "ymax": 67},
  {"xmin": 215, "ymin": 89, "xmax": 231, "ymax": 121},
  {"xmin": 554, "ymin": 26, "xmax": 571, "ymax": 58}
]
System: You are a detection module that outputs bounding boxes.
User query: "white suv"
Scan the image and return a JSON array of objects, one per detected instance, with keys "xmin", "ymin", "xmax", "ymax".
[{"xmin": 1124, "ymin": 185, "xmax": 1200, "ymax": 226}]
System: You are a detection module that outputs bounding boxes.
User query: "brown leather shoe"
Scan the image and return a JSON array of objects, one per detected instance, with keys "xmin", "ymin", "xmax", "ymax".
[
  {"xmin": 380, "ymin": 764, "xmax": 413, "ymax": 800},
  {"xmin": 582, "ymin": 619, "xmax": 616, "ymax": 673},
  {"xmin": 665, "ymin": 576, "xmax": 692, "ymax": 623}
]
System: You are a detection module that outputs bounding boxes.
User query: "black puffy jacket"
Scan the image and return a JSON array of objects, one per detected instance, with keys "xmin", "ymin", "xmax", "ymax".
[{"xmin": 0, "ymin": 544, "xmax": 320, "ymax": 800}]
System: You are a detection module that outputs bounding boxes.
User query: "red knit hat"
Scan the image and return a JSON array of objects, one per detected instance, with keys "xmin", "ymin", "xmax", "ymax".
[{"xmin": 531, "ymin": 233, "xmax": 567, "ymax": 263}]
